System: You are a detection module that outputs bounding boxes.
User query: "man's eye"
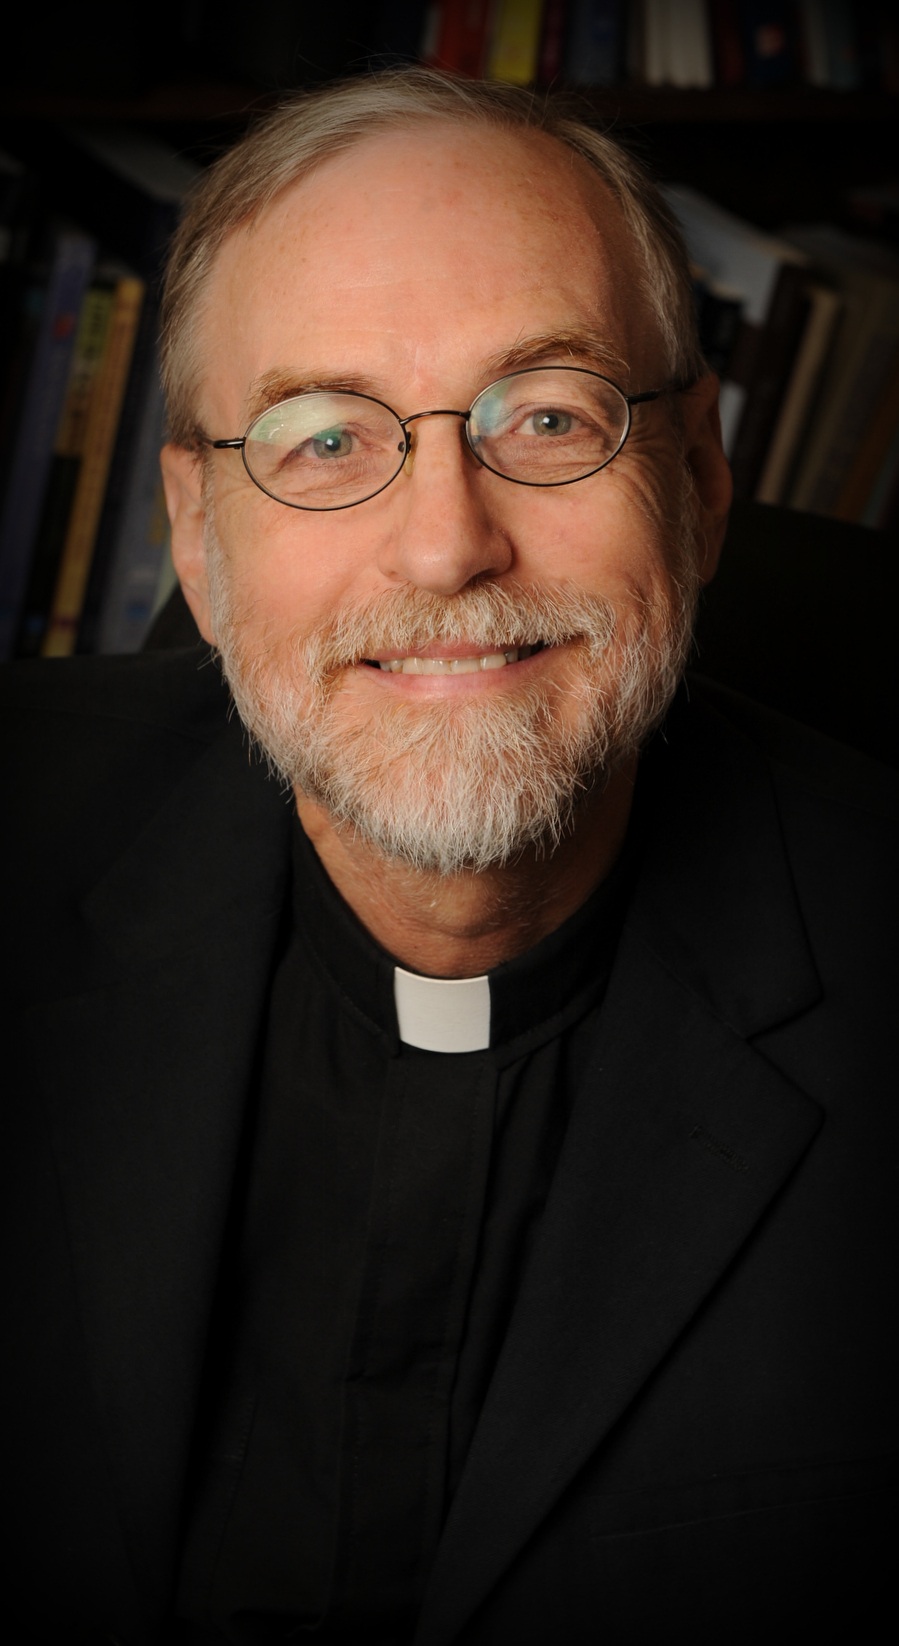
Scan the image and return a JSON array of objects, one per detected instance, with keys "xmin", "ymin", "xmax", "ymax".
[
  {"xmin": 530, "ymin": 408, "xmax": 574, "ymax": 436},
  {"xmin": 309, "ymin": 426, "xmax": 354, "ymax": 458}
]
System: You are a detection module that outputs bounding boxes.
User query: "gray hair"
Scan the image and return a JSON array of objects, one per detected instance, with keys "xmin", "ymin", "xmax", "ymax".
[{"xmin": 160, "ymin": 66, "xmax": 704, "ymax": 448}]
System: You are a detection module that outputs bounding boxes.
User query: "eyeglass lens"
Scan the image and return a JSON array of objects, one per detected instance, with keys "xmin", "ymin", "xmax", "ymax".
[{"xmin": 241, "ymin": 368, "xmax": 631, "ymax": 509}]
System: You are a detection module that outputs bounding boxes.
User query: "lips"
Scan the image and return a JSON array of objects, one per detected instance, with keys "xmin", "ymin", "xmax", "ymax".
[{"xmin": 371, "ymin": 643, "xmax": 544, "ymax": 675}]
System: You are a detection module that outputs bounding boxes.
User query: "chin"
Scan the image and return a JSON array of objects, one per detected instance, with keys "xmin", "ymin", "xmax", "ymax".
[
  {"xmin": 205, "ymin": 508, "xmax": 701, "ymax": 875},
  {"xmin": 221, "ymin": 619, "xmax": 687, "ymax": 876}
]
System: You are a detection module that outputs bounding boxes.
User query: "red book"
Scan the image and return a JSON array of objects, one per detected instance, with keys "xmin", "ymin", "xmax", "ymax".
[
  {"xmin": 709, "ymin": 0, "xmax": 746, "ymax": 85},
  {"xmin": 537, "ymin": 0, "xmax": 569, "ymax": 85},
  {"xmin": 429, "ymin": 0, "xmax": 495, "ymax": 77}
]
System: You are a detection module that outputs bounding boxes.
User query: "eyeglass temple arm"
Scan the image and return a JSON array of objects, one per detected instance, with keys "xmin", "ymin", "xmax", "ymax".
[{"xmin": 626, "ymin": 374, "xmax": 698, "ymax": 407}]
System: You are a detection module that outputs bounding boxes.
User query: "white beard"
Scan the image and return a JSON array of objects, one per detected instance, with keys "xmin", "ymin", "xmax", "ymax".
[{"xmin": 206, "ymin": 518, "xmax": 700, "ymax": 876}]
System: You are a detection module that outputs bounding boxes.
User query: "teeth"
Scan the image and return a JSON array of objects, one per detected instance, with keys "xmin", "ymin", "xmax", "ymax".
[{"xmin": 377, "ymin": 645, "xmax": 538, "ymax": 675}]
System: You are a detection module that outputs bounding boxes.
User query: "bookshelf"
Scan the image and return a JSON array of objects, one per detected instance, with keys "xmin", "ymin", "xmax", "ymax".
[{"xmin": 1, "ymin": 0, "xmax": 897, "ymax": 658}]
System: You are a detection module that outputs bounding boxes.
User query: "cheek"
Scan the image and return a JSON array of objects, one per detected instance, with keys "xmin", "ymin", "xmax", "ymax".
[
  {"xmin": 215, "ymin": 493, "xmax": 366, "ymax": 631},
  {"xmin": 507, "ymin": 469, "xmax": 683, "ymax": 600},
  {"xmin": 613, "ymin": 430, "xmax": 694, "ymax": 531}
]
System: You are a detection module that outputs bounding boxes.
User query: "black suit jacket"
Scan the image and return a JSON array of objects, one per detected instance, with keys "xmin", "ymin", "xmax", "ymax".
[{"xmin": 2, "ymin": 647, "xmax": 897, "ymax": 1644}]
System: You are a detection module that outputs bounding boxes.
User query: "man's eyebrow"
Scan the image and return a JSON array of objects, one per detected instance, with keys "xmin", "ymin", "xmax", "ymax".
[
  {"xmin": 244, "ymin": 369, "xmax": 382, "ymax": 423},
  {"xmin": 480, "ymin": 331, "xmax": 630, "ymax": 384},
  {"xmin": 243, "ymin": 333, "xmax": 631, "ymax": 425}
]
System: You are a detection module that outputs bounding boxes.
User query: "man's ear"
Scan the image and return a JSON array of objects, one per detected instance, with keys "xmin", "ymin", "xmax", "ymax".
[
  {"xmin": 160, "ymin": 442, "xmax": 216, "ymax": 643},
  {"xmin": 680, "ymin": 374, "xmax": 733, "ymax": 586}
]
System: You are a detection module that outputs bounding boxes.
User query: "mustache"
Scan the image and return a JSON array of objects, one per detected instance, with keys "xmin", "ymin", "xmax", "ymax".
[{"xmin": 297, "ymin": 580, "xmax": 619, "ymax": 681}]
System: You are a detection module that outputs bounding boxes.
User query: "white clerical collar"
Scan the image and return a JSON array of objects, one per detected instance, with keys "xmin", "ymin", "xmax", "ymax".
[{"xmin": 393, "ymin": 966, "xmax": 491, "ymax": 1053}]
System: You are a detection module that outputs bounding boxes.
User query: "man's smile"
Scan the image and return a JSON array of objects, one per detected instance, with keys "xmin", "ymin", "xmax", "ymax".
[{"xmin": 367, "ymin": 643, "xmax": 545, "ymax": 675}]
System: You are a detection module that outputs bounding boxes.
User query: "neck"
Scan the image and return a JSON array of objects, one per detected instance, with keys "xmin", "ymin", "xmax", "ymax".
[{"xmin": 294, "ymin": 758, "xmax": 637, "ymax": 977}]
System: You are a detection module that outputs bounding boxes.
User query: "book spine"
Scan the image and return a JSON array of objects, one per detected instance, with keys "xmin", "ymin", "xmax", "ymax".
[
  {"xmin": 0, "ymin": 225, "xmax": 96, "ymax": 659},
  {"xmin": 795, "ymin": 0, "xmax": 831, "ymax": 85},
  {"xmin": 709, "ymin": 0, "xmax": 746, "ymax": 86},
  {"xmin": 91, "ymin": 361, "xmax": 171, "ymax": 655},
  {"xmin": 737, "ymin": 0, "xmax": 800, "ymax": 86},
  {"xmin": 564, "ymin": 0, "xmax": 624, "ymax": 84},
  {"xmin": 862, "ymin": 419, "xmax": 899, "ymax": 529},
  {"xmin": 808, "ymin": 323, "xmax": 899, "ymax": 515},
  {"xmin": 667, "ymin": 0, "xmax": 714, "ymax": 87},
  {"xmin": 642, "ymin": 0, "xmax": 672, "ymax": 85},
  {"xmin": 14, "ymin": 280, "xmax": 114, "ymax": 657},
  {"xmin": 818, "ymin": 0, "xmax": 861, "ymax": 90},
  {"xmin": 537, "ymin": 0, "xmax": 570, "ymax": 83},
  {"xmin": 832, "ymin": 352, "xmax": 899, "ymax": 522},
  {"xmin": 76, "ymin": 284, "xmax": 162, "ymax": 653},
  {"xmin": 728, "ymin": 260, "xmax": 811, "ymax": 500},
  {"xmin": 488, "ymin": 0, "xmax": 545, "ymax": 84},
  {"xmin": 428, "ymin": 1, "xmax": 495, "ymax": 76},
  {"xmin": 754, "ymin": 282, "xmax": 842, "ymax": 504},
  {"xmin": 41, "ymin": 274, "xmax": 146, "ymax": 658}
]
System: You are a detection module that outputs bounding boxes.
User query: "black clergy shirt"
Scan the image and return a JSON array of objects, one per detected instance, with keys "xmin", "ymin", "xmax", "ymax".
[{"xmin": 174, "ymin": 814, "xmax": 634, "ymax": 1644}]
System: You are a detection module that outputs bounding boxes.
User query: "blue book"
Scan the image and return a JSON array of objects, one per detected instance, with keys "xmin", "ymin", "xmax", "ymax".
[
  {"xmin": 0, "ymin": 218, "xmax": 96, "ymax": 659},
  {"xmin": 737, "ymin": 1, "xmax": 800, "ymax": 86},
  {"xmin": 564, "ymin": 0, "xmax": 623, "ymax": 86}
]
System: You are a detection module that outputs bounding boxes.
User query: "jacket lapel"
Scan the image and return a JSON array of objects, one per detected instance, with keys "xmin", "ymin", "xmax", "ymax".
[
  {"xmin": 29, "ymin": 713, "xmax": 291, "ymax": 1618},
  {"xmin": 416, "ymin": 690, "xmax": 825, "ymax": 1646}
]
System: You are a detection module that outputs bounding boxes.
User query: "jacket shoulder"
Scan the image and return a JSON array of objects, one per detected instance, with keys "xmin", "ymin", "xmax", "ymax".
[
  {"xmin": 1, "ymin": 648, "xmax": 260, "ymax": 932},
  {"xmin": 681, "ymin": 673, "xmax": 899, "ymax": 823},
  {"xmin": 1, "ymin": 644, "xmax": 229, "ymax": 744}
]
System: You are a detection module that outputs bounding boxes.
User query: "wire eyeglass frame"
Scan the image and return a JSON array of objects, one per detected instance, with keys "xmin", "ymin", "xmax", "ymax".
[{"xmin": 201, "ymin": 365, "xmax": 687, "ymax": 513}]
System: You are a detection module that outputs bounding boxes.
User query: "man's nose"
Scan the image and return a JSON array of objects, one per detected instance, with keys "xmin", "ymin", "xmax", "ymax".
[{"xmin": 376, "ymin": 415, "xmax": 514, "ymax": 595}]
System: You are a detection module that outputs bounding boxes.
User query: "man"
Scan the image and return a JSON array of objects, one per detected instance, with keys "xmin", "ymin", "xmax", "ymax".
[{"xmin": 2, "ymin": 67, "xmax": 896, "ymax": 1644}]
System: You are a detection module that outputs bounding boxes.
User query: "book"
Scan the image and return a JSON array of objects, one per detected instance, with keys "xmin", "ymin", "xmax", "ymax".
[
  {"xmin": 563, "ymin": 0, "xmax": 623, "ymax": 85},
  {"xmin": 708, "ymin": 0, "xmax": 746, "ymax": 86},
  {"xmin": 640, "ymin": 0, "xmax": 713, "ymax": 86},
  {"xmin": 803, "ymin": 0, "xmax": 861, "ymax": 90},
  {"xmin": 727, "ymin": 259, "xmax": 812, "ymax": 500},
  {"xmin": 425, "ymin": 1, "xmax": 495, "ymax": 75},
  {"xmin": 87, "ymin": 362, "xmax": 171, "ymax": 655},
  {"xmin": 641, "ymin": 0, "xmax": 673, "ymax": 84},
  {"xmin": 662, "ymin": 184, "xmax": 807, "ymax": 458},
  {"xmin": 0, "ymin": 149, "xmax": 41, "ymax": 403},
  {"xmin": 795, "ymin": 0, "xmax": 831, "ymax": 85},
  {"xmin": 14, "ymin": 276, "xmax": 115, "ymax": 657},
  {"xmin": 40, "ymin": 263, "xmax": 146, "ymax": 657},
  {"xmin": 754, "ymin": 279, "xmax": 843, "ymax": 504},
  {"xmin": 0, "ymin": 217, "xmax": 97, "ymax": 660},
  {"xmin": 76, "ymin": 275, "xmax": 170, "ymax": 654},
  {"xmin": 19, "ymin": 123, "xmax": 202, "ymax": 655},
  {"xmin": 622, "ymin": 0, "xmax": 647, "ymax": 82},
  {"xmin": 861, "ymin": 415, "xmax": 899, "ymax": 529},
  {"xmin": 781, "ymin": 224, "xmax": 899, "ymax": 517},
  {"xmin": 0, "ymin": 150, "xmax": 45, "ymax": 513},
  {"xmin": 737, "ymin": 1, "xmax": 801, "ymax": 86},
  {"xmin": 488, "ymin": 0, "xmax": 545, "ymax": 84},
  {"xmin": 667, "ymin": 0, "xmax": 714, "ymax": 87},
  {"xmin": 831, "ymin": 349, "xmax": 899, "ymax": 522},
  {"xmin": 537, "ymin": 0, "xmax": 570, "ymax": 84}
]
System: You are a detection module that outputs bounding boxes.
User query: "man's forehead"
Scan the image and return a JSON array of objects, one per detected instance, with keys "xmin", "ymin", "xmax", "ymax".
[
  {"xmin": 216, "ymin": 119, "xmax": 639, "ymax": 292},
  {"xmin": 201, "ymin": 120, "xmax": 657, "ymax": 420}
]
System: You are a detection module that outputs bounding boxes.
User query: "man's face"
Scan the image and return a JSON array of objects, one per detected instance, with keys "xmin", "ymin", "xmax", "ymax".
[{"xmin": 167, "ymin": 122, "xmax": 727, "ymax": 874}]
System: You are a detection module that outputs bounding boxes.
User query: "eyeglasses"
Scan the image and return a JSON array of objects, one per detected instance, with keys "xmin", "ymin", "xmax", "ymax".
[{"xmin": 203, "ymin": 366, "xmax": 678, "ymax": 512}]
